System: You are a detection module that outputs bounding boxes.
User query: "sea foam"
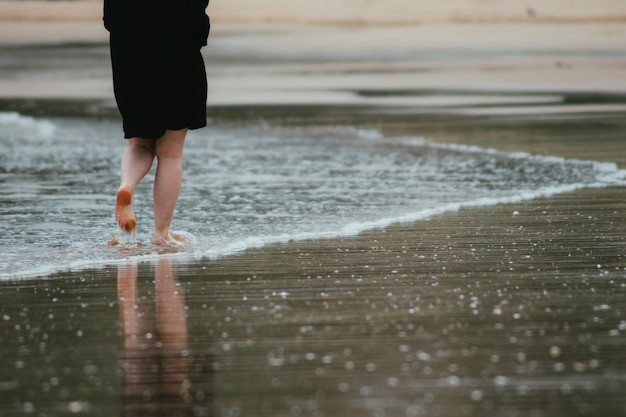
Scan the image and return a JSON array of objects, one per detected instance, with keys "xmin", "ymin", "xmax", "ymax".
[
  {"xmin": 0, "ymin": 111, "xmax": 56, "ymax": 138},
  {"xmin": 1, "ymin": 117, "xmax": 625, "ymax": 279}
]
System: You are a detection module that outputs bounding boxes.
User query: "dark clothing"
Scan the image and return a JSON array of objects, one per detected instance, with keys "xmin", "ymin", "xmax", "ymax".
[{"xmin": 104, "ymin": 0, "xmax": 210, "ymax": 139}]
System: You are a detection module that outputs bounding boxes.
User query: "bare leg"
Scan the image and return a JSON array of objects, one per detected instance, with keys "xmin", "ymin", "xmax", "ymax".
[
  {"xmin": 117, "ymin": 138, "xmax": 156, "ymax": 233},
  {"xmin": 151, "ymin": 129, "xmax": 189, "ymax": 245}
]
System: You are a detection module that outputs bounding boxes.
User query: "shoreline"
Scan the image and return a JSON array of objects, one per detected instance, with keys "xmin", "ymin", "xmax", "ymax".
[{"xmin": 1, "ymin": 97, "xmax": 624, "ymax": 281}]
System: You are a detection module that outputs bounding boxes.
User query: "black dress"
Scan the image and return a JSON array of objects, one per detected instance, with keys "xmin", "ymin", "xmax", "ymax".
[{"xmin": 104, "ymin": 0, "xmax": 210, "ymax": 139}]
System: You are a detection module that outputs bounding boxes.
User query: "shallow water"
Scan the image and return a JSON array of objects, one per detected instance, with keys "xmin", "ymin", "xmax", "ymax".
[
  {"xmin": 2, "ymin": 109, "xmax": 626, "ymax": 417},
  {"xmin": 2, "ymin": 210, "xmax": 626, "ymax": 417},
  {"xmin": 1, "ymin": 112, "xmax": 624, "ymax": 279}
]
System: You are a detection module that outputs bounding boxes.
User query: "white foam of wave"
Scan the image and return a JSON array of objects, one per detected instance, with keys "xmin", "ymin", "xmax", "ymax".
[
  {"xmin": 400, "ymin": 135, "xmax": 625, "ymax": 182},
  {"xmin": 2, "ymin": 121, "xmax": 626, "ymax": 280},
  {"xmin": 0, "ymin": 111, "xmax": 56, "ymax": 138},
  {"xmin": 179, "ymin": 138, "xmax": 626, "ymax": 262},
  {"xmin": 188, "ymin": 173, "xmax": 626, "ymax": 263}
]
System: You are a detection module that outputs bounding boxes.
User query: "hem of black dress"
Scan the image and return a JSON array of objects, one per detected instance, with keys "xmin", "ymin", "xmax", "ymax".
[{"xmin": 123, "ymin": 121, "xmax": 207, "ymax": 139}]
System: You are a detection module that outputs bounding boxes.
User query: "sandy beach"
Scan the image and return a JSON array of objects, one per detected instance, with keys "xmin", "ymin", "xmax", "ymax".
[
  {"xmin": 1, "ymin": 1, "xmax": 626, "ymax": 416},
  {"xmin": 1, "ymin": 0, "xmax": 626, "ymax": 23},
  {"xmin": 1, "ymin": 1, "xmax": 625, "ymax": 104}
]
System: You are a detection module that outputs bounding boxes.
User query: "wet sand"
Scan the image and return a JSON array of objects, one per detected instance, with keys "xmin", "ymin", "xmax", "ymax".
[
  {"xmin": 3, "ymin": 185, "xmax": 626, "ymax": 417},
  {"xmin": 2, "ymin": 3, "xmax": 626, "ymax": 416},
  {"xmin": 2, "ymin": 110, "xmax": 626, "ymax": 416}
]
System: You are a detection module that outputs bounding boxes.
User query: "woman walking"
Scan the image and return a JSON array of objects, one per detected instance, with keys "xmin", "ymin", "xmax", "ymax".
[{"xmin": 104, "ymin": 0, "xmax": 210, "ymax": 245}]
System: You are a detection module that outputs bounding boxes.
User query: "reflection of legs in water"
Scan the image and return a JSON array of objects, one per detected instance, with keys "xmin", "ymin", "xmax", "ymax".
[
  {"xmin": 117, "ymin": 260, "xmax": 191, "ymax": 413},
  {"xmin": 117, "ymin": 262, "xmax": 150, "ymax": 408},
  {"xmin": 154, "ymin": 258, "xmax": 191, "ymax": 403}
]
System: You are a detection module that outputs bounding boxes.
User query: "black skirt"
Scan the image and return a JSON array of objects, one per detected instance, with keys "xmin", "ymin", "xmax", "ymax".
[{"xmin": 105, "ymin": 0, "xmax": 210, "ymax": 139}]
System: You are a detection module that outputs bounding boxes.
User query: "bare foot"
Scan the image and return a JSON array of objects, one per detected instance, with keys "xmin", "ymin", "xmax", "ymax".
[
  {"xmin": 151, "ymin": 231, "xmax": 190, "ymax": 246},
  {"xmin": 116, "ymin": 187, "xmax": 136, "ymax": 233},
  {"xmin": 107, "ymin": 234, "xmax": 120, "ymax": 246}
]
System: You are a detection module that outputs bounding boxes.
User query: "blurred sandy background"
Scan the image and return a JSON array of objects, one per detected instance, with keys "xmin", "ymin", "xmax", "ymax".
[
  {"xmin": 0, "ymin": 0, "xmax": 625, "ymax": 23},
  {"xmin": 0, "ymin": 0, "xmax": 625, "ymax": 103}
]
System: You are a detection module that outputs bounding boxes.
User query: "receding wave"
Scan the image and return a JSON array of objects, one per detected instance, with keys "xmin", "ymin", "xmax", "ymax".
[{"xmin": 1, "ymin": 113, "xmax": 624, "ymax": 279}]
